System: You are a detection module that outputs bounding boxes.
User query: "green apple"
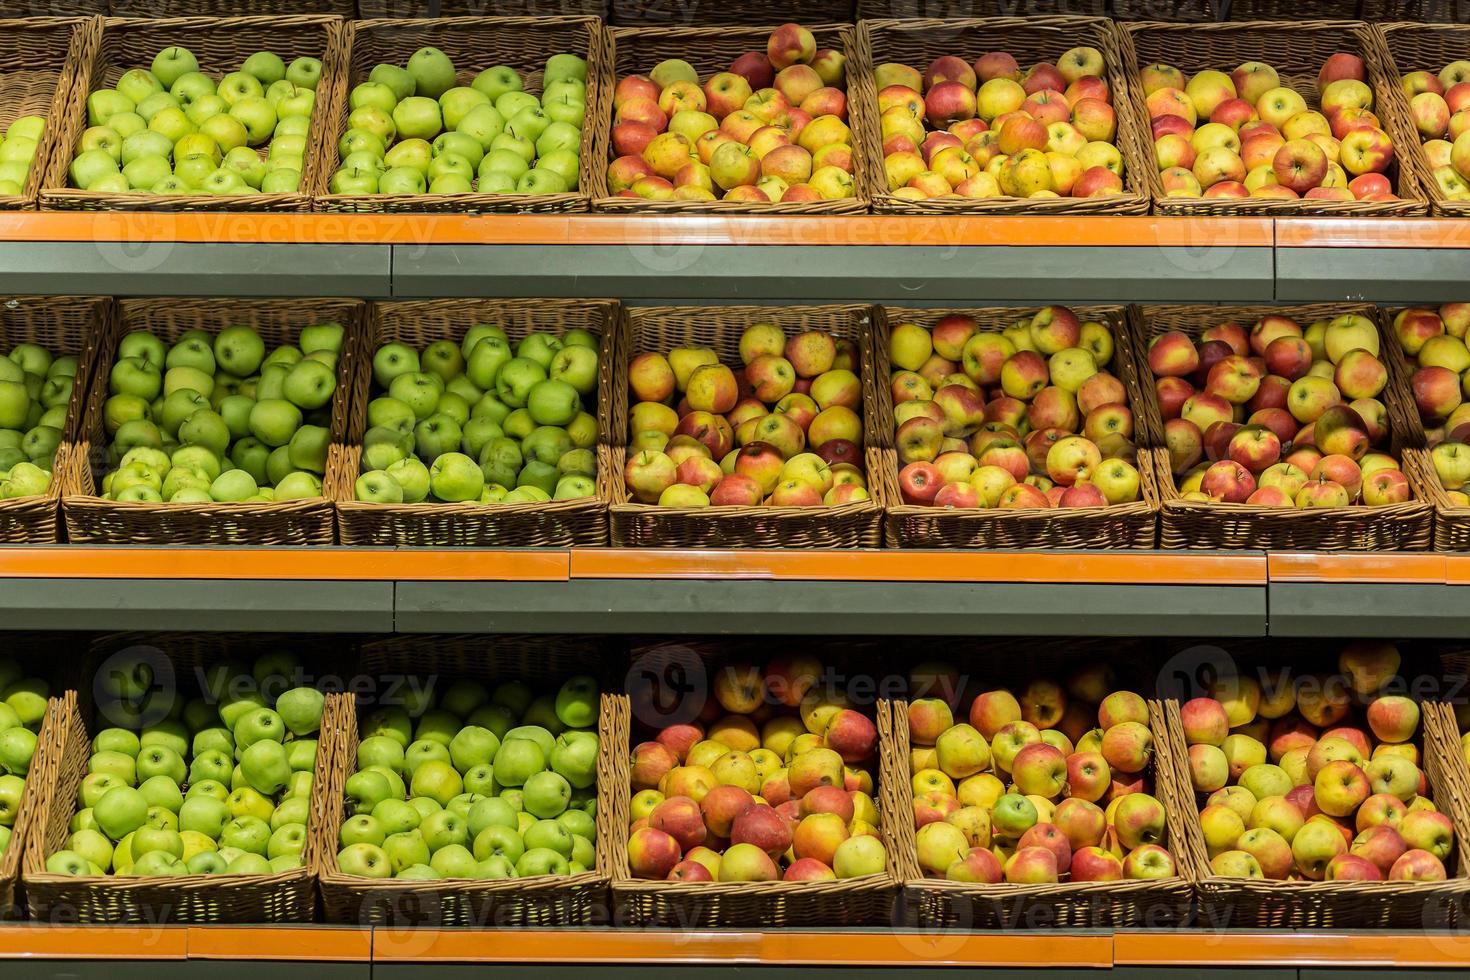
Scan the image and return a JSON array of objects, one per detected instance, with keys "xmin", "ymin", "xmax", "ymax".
[
  {"xmin": 178, "ymin": 794, "xmax": 230, "ymax": 838},
  {"xmin": 439, "ymin": 86, "xmax": 489, "ymax": 130},
  {"xmin": 381, "ymin": 830, "xmax": 430, "ymax": 875},
  {"xmin": 247, "ymin": 398, "xmax": 302, "ymax": 447},
  {"xmin": 357, "ymin": 735, "xmax": 406, "ymax": 774},
  {"xmin": 516, "ymin": 846, "xmax": 569, "ymax": 877},
  {"xmin": 337, "ymin": 841, "xmax": 391, "ymax": 878},
  {"xmin": 549, "ymin": 730, "xmax": 597, "ymax": 789},
  {"xmin": 448, "ymin": 726, "xmax": 499, "ymax": 773},
  {"xmin": 116, "ymin": 68, "xmax": 164, "ymax": 107},
  {"xmin": 407, "ymin": 46, "xmax": 456, "ymax": 100},
  {"xmin": 149, "ymin": 106, "xmax": 195, "ymax": 144},
  {"xmin": 456, "ymin": 104, "xmax": 505, "ymax": 151},
  {"xmin": 384, "ymin": 456, "xmax": 429, "ymax": 503},
  {"xmin": 134, "ymin": 91, "xmax": 178, "ymax": 125},
  {"xmin": 462, "ymin": 764, "xmax": 496, "ymax": 796},
  {"xmin": 87, "ymin": 89, "xmax": 135, "ymax": 127},
  {"xmin": 275, "ymin": 687, "xmax": 324, "ymax": 737},
  {"xmin": 186, "ymin": 852, "xmax": 228, "ymax": 874},
  {"xmin": 363, "ymin": 426, "xmax": 411, "ymax": 471},
  {"xmin": 70, "ymin": 148, "xmax": 120, "ymax": 189},
  {"xmin": 261, "ymin": 169, "xmax": 300, "ymax": 193},
  {"xmin": 556, "ymin": 448, "xmax": 594, "ymax": 478},
  {"xmin": 429, "ymin": 843, "xmax": 477, "ymax": 879},
  {"xmin": 229, "ymin": 438, "xmax": 270, "ymax": 484},
  {"xmin": 490, "ymin": 131, "xmax": 535, "ymax": 165},
  {"xmin": 372, "ymin": 342, "xmax": 420, "ymax": 388},
  {"xmin": 492, "ymin": 738, "xmax": 544, "ymax": 788},
  {"xmin": 286, "ymin": 57, "xmax": 322, "ymax": 91},
  {"xmin": 268, "ymin": 823, "xmax": 307, "ymax": 860},
  {"xmin": 393, "ymin": 97, "xmax": 442, "ymax": 142},
  {"xmin": 538, "ymin": 149, "xmax": 580, "ymax": 189},
  {"xmin": 523, "ymin": 817, "xmax": 573, "ymax": 858},
  {"xmin": 225, "ymin": 853, "xmax": 271, "ymax": 874},
  {"xmin": 542, "ymin": 95, "xmax": 586, "ymax": 131},
  {"xmin": 566, "ymin": 412, "xmax": 597, "ymax": 449},
  {"xmin": 191, "ymin": 725, "xmax": 233, "ymax": 756},
  {"xmin": 495, "ymin": 91, "xmax": 539, "ymax": 120},
  {"xmin": 207, "ymin": 469, "xmax": 255, "ymax": 503},
  {"xmin": 413, "ymin": 413, "xmax": 461, "ymax": 461},
  {"xmin": 525, "ymin": 379, "xmax": 579, "ymax": 427},
  {"xmin": 428, "ymin": 451, "xmax": 483, "ymax": 502},
  {"xmin": 287, "ymin": 424, "xmax": 329, "ymax": 473},
  {"xmin": 227, "ymin": 96, "xmax": 276, "ymax": 145},
  {"xmin": 494, "ymin": 357, "xmax": 547, "ymax": 409},
  {"xmin": 218, "ymin": 72, "xmax": 265, "ymax": 106},
  {"xmin": 178, "ymin": 409, "xmax": 230, "ymax": 456},
  {"xmin": 544, "ymin": 53, "xmax": 587, "ymax": 84},
  {"xmin": 171, "ymin": 153, "xmax": 214, "ymax": 188},
  {"xmin": 242, "ymin": 51, "xmax": 286, "ymax": 86},
  {"xmin": 517, "ymin": 168, "xmax": 567, "ymax": 195},
  {"xmin": 522, "ymin": 770, "xmax": 570, "ymax": 819},
  {"xmin": 421, "ymin": 809, "xmax": 469, "ymax": 852},
  {"xmin": 410, "ymin": 759, "xmax": 463, "ymax": 808},
  {"xmin": 199, "ymin": 113, "xmax": 249, "ymax": 153},
  {"xmin": 135, "ymin": 744, "xmax": 186, "ymax": 784},
  {"xmin": 344, "ymin": 769, "xmax": 393, "ymax": 816},
  {"xmin": 137, "ymin": 774, "xmax": 184, "ymax": 814},
  {"xmin": 213, "ymin": 325, "xmax": 265, "ymax": 376},
  {"xmin": 132, "ymin": 824, "xmax": 184, "ymax": 860},
  {"xmin": 45, "ymin": 849, "xmax": 91, "ymax": 876},
  {"xmin": 92, "ymin": 728, "xmax": 141, "ymax": 758},
  {"xmin": 220, "ymin": 814, "xmax": 271, "ymax": 855},
  {"xmin": 405, "ymin": 738, "xmax": 451, "ymax": 774},
  {"xmin": 151, "ymin": 47, "xmax": 199, "ymax": 89},
  {"xmin": 184, "ymin": 94, "xmax": 228, "ymax": 127},
  {"xmin": 240, "ymin": 739, "xmax": 291, "ymax": 795},
  {"xmin": 188, "ymin": 749, "xmax": 232, "ymax": 787},
  {"xmin": 388, "ymin": 372, "xmax": 442, "ymax": 419},
  {"xmin": 94, "ymin": 785, "xmax": 148, "ymax": 841},
  {"xmin": 89, "ymin": 748, "xmax": 137, "ymax": 786}
]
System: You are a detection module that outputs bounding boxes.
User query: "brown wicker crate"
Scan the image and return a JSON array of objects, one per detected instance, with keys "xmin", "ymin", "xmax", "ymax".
[
  {"xmin": 1127, "ymin": 302, "xmax": 1435, "ymax": 551},
  {"xmin": 0, "ymin": 17, "xmax": 94, "ymax": 211},
  {"xmin": 0, "ymin": 1, "xmax": 104, "ymax": 13},
  {"xmin": 335, "ymin": 298, "xmax": 614, "ymax": 546},
  {"xmin": 109, "ymin": 0, "xmax": 354, "ymax": 14},
  {"xmin": 1165, "ymin": 692, "xmax": 1470, "ymax": 928},
  {"xmin": 1426, "ymin": 700, "xmax": 1470, "ymax": 877},
  {"xmin": 592, "ymin": 23, "xmax": 870, "ymax": 214},
  {"xmin": 1375, "ymin": 23, "xmax": 1470, "ymax": 217},
  {"xmin": 357, "ymin": 0, "xmax": 606, "ymax": 17},
  {"xmin": 63, "ymin": 297, "xmax": 364, "ymax": 546},
  {"xmin": 314, "ymin": 635, "xmax": 616, "ymax": 926},
  {"xmin": 853, "ymin": 18, "xmax": 1153, "ymax": 216},
  {"xmin": 1229, "ymin": 0, "xmax": 1362, "ymax": 17},
  {"xmin": 1363, "ymin": 0, "xmax": 1465, "ymax": 20},
  {"xmin": 1111, "ymin": 0, "xmax": 1220, "ymax": 19},
  {"xmin": 0, "ymin": 296, "xmax": 115, "ymax": 543},
  {"xmin": 607, "ymin": 645, "xmax": 901, "ymax": 925},
  {"xmin": 314, "ymin": 17, "xmax": 605, "ymax": 214},
  {"xmin": 870, "ymin": 305, "xmax": 1159, "ymax": 549},
  {"xmin": 1118, "ymin": 20, "xmax": 1430, "ymax": 217},
  {"xmin": 857, "ymin": 0, "xmax": 1112, "ymax": 16},
  {"xmin": 890, "ymin": 638, "xmax": 1194, "ymax": 928},
  {"xmin": 608, "ymin": 303, "xmax": 883, "ymax": 548},
  {"xmin": 40, "ymin": 16, "xmax": 347, "ymax": 212},
  {"xmin": 611, "ymin": 0, "xmax": 851, "ymax": 25},
  {"xmin": 22, "ymin": 632, "xmax": 347, "ymax": 923}
]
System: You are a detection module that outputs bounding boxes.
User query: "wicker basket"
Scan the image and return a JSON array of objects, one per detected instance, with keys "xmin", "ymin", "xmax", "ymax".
[
  {"xmin": 63, "ymin": 297, "xmax": 364, "ymax": 546},
  {"xmin": 109, "ymin": 0, "xmax": 354, "ymax": 14},
  {"xmin": 1362, "ymin": 0, "xmax": 1465, "ymax": 20},
  {"xmin": 0, "ymin": 18, "xmax": 94, "ymax": 210},
  {"xmin": 892, "ymin": 639, "xmax": 1194, "ymax": 928},
  {"xmin": 1227, "ymin": 0, "xmax": 1362, "ymax": 16},
  {"xmin": 40, "ymin": 16, "xmax": 346, "ymax": 212},
  {"xmin": 1118, "ymin": 20, "xmax": 1429, "ymax": 216},
  {"xmin": 0, "ymin": 1, "xmax": 104, "ymax": 13},
  {"xmin": 609, "ymin": 303, "xmax": 884, "ymax": 548},
  {"xmin": 871, "ymin": 305, "xmax": 1159, "ymax": 549},
  {"xmin": 1164, "ymin": 692, "xmax": 1470, "ymax": 928},
  {"xmin": 335, "ymin": 298, "xmax": 614, "ymax": 547},
  {"xmin": 853, "ymin": 18, "xmax": 1153, "ymax": 216},
  {"xmin": 1375, "ymin": 22, "xmax": 1470, "ymax": 217},
  {"xmin": 592, "ymin": 23, "xmax": 869, "ymax": 214},
  {"xmin": 1111, "ymin": 0, "xmax": 1220, "ymax": 19},
  {"xmin": 1127, "ymin": 302, "xmax": 1435, "ymax": 551},
  {"xmin": 314, "ymin": 17, "xmax": 605, "ymax": 213},
  {"xmin": 0, "ymin": 695, "xmax": 60, "ymax": 921},
  {"xmin": 856, "ymin": 0, "xmax": 1112, "ymax": 16},
  {"xmin": 609, "ymin": 690, "xmax": 902, "ymax": 926},
  {"xmin": 356, "ymin": 0, "xmax": 606, "ymax": 17},
  {"xmin": 1426, "ymin": 700, "xmax": 1470, "ymax": 884},
  {"xmin": 611, "ymin": 0, "xmax": 851, "ymax": 25},
  {"xmin": 315, "ymin": 635, "xmax": 617, "ymax": 926},
  {"xmin": 0, "ymin": 295, "xmax": 115, "ymax": 544},
  {"xmin": 22, "ymin": 630, "xmax": 347, "ymax": 923}
]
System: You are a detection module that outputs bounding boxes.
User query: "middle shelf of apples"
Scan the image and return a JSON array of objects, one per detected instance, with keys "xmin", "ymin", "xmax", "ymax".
[{"xmin": 8, "ymin": 632, "xmax": 1470, "ymax": 929}]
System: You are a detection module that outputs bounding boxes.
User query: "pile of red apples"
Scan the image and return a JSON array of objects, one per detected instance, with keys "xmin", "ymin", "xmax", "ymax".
[
  {"xmin": 607, "ymin": 24, "xmax": 856, "ymax": 203},
  {"xmin": 1143, "ymin": 52, "xmax": 1399, "ymax": 202},
  {"xmin": 892, "ymin": 307, "xmax": 1143, "ymax": 510},
  {"xmin": 875, "ymin": 46, "xmax": 1127, "ymax": 201},
  {"xmin": 1390, "ymin": 304, "xmax": 1470, "ymax": 502},
  {"xmin": 626, "ymin": 658, "xmax": 888, "ymax": 883},
  {"xmin": 623, "ymin": 323, "xmax": 867, "ymax": 508},
  {"xmin": 1397, "ymin": 59, "xmax": 1470, "ymax": 202},
  {"xmin": 908, "ymin": 663, "xmax": 1176, "ymax": 885},
  {"xmin": 1183, "ymin": 644, "xmax": 1453, "ymax": 883},
  {"xmin": 1147, "ymin": 313, "xmax": 1409, "ymax": 507}
]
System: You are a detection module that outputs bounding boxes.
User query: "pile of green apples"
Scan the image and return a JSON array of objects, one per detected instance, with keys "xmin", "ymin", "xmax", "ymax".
[
  {"xmin": 0, "ymin": 657, "xmax": 48, "ymax": 862},
  {"xmin": 100, "ymin": 322, "xmax": 344, "ymax": 504},
  {"xmin": 44, "ymin": 653, "xmax": 325, "ymax": 877},
  {"xmin": 335, "ymin": 674, "xmax": 599, "ymax": 881},
  {"xmin": 0, "ymin": 340, "xmax": 76, "ymax": 500},
  {"xmin": 329, "ymin": 46, "xmax": 587, "ymax": 196},
  {"xmin": 71, "ymin": 46, "xmax": 321, "ymax": 195},
  {"xmin": 0, "ymin": 115, "xmax": 47, "ymax": 195},
  {"xmin": 355, "ymin": 325, "xmax": 599, "ymax": 505}
]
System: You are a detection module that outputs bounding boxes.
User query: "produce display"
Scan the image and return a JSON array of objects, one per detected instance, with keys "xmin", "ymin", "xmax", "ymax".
[
  {"xmin": 71, "ymin": 47, "xmax": 320, "ymax": 195},
  {"xmin": 1180, "ymin": 644, "xmax": 1453, "ymax": 882},
  {"xmin": 606, "ymin": 23, "xmax": 857, "ymax": 203},
  {"xmin": 356, "ymin": 325, "xmax": 600, "ymax": 505},
  {"xmin": 335, "ymin": 675, "xmax": 599, "ymax": 881},
  {"xmin": 622, "ymin": 322, "xmax": 868, "ymax": 508},
  {"xmin": 0, "ymin": 657, "xmax": 47, "ymax": 861},
  {"xmin": 1146, "ymin": 312, "xmax": 1409, "ymax": 507},
  {"xmin": 44, "ymin": 653, "xmax": 325, "ymax": 877},
  {"xmin": 1141, "ymin": 53, "xmax": 1401, "ymax": 201},
  {"xmin": 0, "ymin": 115, "xmax": 47, "ymax": 196},
  {"xmin": 625, "ymin": 658, "xmax": 888, "ymax": 882},
  {"xmin": 1387, "ymin": 305, "xmax": 1470, "ymax": 500},
  {"xmin": 98, "ymin": 323, "xmax": 343, "ymax": 504},
  {"xmin": 0, "ymin": 340, "xmax": 74, "ymax": 500},
  {"xmin": 1396, "ymin": 58, "xmax": 1470, "ymax": 202},
  {"xmin": 874, "ymin": 46, "xmax": 1129, "ymax": 201},
  {"xmin": 907, "ymin": 664, "xmax": 1176, "ymax": 884},
  {"xmin": 330, "ymin": 48, "xmax": 588, "ymax": 197},
  {"xmin": 891, "ymin": 308, "xmax": 1142, "ymax": 509}
]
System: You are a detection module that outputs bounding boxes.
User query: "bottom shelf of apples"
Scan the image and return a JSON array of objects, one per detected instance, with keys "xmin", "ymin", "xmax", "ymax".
[
  {"xmin": 617, "ymin": 652, "xmax": 898, "ymax": 927},
  {"xmin": 1167, "ymin": 641, "xmax": 1466, "ymax": 929},
  {"xmin": 892, "ymin": 652, "xmax": 1190, "ymax": 928},
  {"xmin": 25, "ymin": 646, "xmax": 328, "ymax": 923},
  {"xmin": 316, "ymin": 638, "xmax": 610, "ymax": 926}
]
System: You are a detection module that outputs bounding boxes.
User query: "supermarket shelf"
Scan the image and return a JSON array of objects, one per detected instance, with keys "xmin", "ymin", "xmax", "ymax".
[
  {"xmin": 0, "ymin": 926, "xmax": 1467, "ymax": 975},
  {"xmin": 1274, "ymin": 218, "xmax": 1470, "ymax": 303}
]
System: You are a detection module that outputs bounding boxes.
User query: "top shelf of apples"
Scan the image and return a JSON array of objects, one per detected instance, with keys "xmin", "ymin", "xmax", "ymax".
[
  {"xmin": 1398, "ymin": 59, "xmax": 1470, "ymax": 202},
  {"xmin": 1148, "ymin": 314, "xmax": 1407, "ymax": 507},
  {"xmin": 892, "ymin": 308, "xmax": 1144, "ymax": 510},
  {"xmin": 1144, "ymin": 53, "xmax": 1399, "ymax": 202},
  {"xmin": 607, "ymin": 24, "xmax": 856, "ymax": 203},
  {"xmin": 74, "ymin": 46, "xmax": 321, "ymax": 196},
  {"xmin": 331, "ymin": 47, "xmax": 588, "ymax": 197},
  {"xmin": 877, "ymin": 46, "xmax": 1127, "ymax": 201}
]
